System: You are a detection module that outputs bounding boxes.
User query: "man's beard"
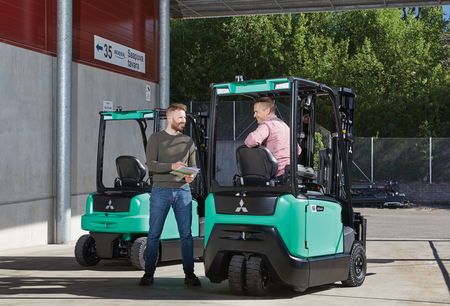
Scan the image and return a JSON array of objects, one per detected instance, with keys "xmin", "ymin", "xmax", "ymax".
[{"xmin": 172, "ymin": 121, "xmax": 185, "ymax": 132}]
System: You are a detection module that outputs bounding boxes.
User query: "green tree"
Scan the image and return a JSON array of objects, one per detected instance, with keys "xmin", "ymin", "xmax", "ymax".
[
  {"xmin": 170, "ymin": 18, "xmax": 230, "ymax": 102},
  {"xmin": 170, "ymin": 8, "xmax": 450, "ymax": 137}
]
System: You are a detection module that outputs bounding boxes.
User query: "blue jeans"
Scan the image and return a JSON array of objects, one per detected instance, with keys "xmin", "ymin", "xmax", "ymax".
[{"xmin": 145, "ymin": 185, "xmax": 194, "ymax": 275}]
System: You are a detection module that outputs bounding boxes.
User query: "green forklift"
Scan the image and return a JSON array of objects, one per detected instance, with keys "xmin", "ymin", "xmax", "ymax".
[
  {"xmin": 75, "ymin": 108, "xmax": 208, "ymax": 269},
  {"xmin": 203, "ymin": 77, "xmax": 367, "ymax": 295}
]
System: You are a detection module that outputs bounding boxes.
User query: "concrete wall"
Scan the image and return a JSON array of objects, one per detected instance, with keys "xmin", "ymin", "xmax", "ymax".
[
  {"xmin": 401, "ymin": 182, "xmax": 450, "ymax": 204},
  {"xmin": 0, "ymin": 42, "xmax": 158, "ymax": 250}
]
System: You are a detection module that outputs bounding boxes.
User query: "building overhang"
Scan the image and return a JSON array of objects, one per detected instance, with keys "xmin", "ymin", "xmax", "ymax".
[{"xmin": 170, "ymin": 0, "xmax": 450, "ymax": 19}]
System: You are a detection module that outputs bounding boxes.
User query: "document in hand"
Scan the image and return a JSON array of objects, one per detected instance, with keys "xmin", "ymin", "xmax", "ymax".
[{"xmin": 170, "ymin": 166, "xmax": 200, "ymax": 176}]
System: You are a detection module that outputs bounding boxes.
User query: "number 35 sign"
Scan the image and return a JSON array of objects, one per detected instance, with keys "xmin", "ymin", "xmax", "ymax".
[{"xmin": 94, "ymin": 35, "xmax": 145, "ymax": 74}]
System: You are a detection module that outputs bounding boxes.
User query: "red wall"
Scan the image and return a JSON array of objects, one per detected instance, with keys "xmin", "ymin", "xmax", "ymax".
[{"xmin": 0, "ymin": 0, "xmax": 158, "ymax": 81}]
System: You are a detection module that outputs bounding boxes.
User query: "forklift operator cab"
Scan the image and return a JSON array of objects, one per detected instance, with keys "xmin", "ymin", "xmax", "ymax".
[{"xmin": 203, "ymin": 77, "xmax": 366, "ymax": 296}]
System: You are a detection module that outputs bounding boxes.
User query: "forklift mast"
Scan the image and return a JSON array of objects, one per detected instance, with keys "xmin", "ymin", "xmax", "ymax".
[
  {"xmin": 299, "ymin": 88, "xmax": 356, "ymax": 199},
  {"xmin": 330, "ymin": 88, "xmax": 356, "ymax": 198},
  {"xmin": 298, "ymin": 95, "xmax": 316, "ymax": 168},
  {"xmin": 337, "ymin": 88, "xmax": 356, "ymax": 184}
]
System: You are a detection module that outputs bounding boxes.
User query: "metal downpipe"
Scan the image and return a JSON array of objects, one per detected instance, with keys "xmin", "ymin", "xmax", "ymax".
[
  {"xmin": 159, "ymin": 0, "xmax": 170, "ymax": 110},
  {"xmin": 55, "ymin": 0, "xmax": 73, "ymax": 244}
]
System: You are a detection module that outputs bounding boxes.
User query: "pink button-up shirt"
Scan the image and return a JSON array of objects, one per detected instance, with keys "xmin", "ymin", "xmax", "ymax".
[{"xmin": 244, "ymin": 116, "xmax": 301, "ymax": 176}]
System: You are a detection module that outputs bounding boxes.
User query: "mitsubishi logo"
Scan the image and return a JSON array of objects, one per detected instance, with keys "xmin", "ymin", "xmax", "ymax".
[
  {"xmin": 105, "ymin": 200, "xmax": 114, "ymax": 210},
  {"xmin": 235, "ymin": 199, "xmax": 248, "ymax": 213}
]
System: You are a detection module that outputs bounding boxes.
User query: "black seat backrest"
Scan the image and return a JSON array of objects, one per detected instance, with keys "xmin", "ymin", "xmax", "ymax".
[
  {"xmin": 235, "ymin": 145, "xmax": 278, "ymax": 186},
  {"xmin": 115, "ymin": 155, "xmax": 147, "ymax": 188}
]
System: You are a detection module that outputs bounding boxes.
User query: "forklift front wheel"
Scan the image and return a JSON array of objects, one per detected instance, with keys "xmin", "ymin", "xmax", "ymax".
[
  {"xmin": 130, "ymin": 237, "xmax": 147, "ymax": 270},
  {"xmin": 246, "ymin": 256, "xmax": 270, "ymax": 296},
  {"xmin": 74, "ymin": 234, "xmax": 100, "ymax": 266},
  {"xmin": 342, "ymin": 243, "xmax": 367, "ymax": 287}
]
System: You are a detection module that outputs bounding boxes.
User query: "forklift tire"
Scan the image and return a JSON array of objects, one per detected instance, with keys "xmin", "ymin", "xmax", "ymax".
[
  {"xmin": 246, "ymin": 256, "xmax": 270, "ymax": 296},
  {"xmin": 342, "ymin": 243, "xmax": 366, "ymax": 287},
  {"xmin": 130, "ymin": 237, "xmax": 147, "ymax": 270},
  {"xmin": 228, "ymin": 255, "xmax": 248, "ymax": 295},
  {"xmin": 75, "ymin": 234, "xmax": 100, "ymax": 266}
]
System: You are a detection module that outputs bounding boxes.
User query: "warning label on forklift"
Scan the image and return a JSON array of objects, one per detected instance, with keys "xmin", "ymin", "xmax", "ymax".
[{"xmin": 94, "ymin": 35, "xmax": 145, "ymax": 74}]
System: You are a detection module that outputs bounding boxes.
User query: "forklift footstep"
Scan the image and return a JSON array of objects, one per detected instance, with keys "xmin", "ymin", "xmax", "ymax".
[{"xmin": 293, "ymin": 286, "xmax": 307, "ymax": 292}]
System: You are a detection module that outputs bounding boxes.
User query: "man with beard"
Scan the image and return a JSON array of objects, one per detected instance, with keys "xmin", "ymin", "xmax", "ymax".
[{"xmin": 139, "ymin": 103, "xmax": 201, "ymax": 287}]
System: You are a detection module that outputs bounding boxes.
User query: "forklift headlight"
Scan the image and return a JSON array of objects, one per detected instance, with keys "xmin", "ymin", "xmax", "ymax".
[
  {"xmin": 216, "ymin": 88, "xmax": 230, "ymax": 95},
  {"xmin": 274, "ymin": 82, "xmax": 289, "ymax": 90}
]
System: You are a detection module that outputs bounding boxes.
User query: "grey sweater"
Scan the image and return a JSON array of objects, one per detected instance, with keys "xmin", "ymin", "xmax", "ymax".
[{"xmin": 146, "ymin": 130, "xmax": 196, "ymax": 188}]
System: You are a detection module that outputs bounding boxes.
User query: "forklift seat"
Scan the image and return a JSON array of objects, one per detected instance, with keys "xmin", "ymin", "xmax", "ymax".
[
  {"xmin": 235, "ymin": 145, "xmax": 278, "ymax": 187},
  {"xmin": 115, "ymin": 155, "xmax": 148, "ymax": 188}
]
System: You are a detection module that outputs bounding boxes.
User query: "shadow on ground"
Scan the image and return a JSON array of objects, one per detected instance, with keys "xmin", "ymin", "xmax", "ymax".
[{"xmin": 0, "ymin": 255, "xmax": 347, "ymax": 301}]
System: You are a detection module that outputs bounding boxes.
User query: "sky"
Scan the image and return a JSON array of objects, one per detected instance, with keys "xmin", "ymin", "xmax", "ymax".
[{"xmin": 444, "ymin": 6, "xmax": 450, "ymax": 19}]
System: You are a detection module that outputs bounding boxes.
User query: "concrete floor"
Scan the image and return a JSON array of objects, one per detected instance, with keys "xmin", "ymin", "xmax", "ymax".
[{"xmin": 0, "ymin": 207, "xmax": 449, "ymax": 305}]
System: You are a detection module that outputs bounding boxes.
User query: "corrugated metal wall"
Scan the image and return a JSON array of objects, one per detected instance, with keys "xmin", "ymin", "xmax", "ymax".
[
  {"xmin": 0, "ymin": 0, "xmax": 158, "ymax": 81},
  {"xmin": 0, "ymin": 1, "xmax": 49, "ymax": 50}
]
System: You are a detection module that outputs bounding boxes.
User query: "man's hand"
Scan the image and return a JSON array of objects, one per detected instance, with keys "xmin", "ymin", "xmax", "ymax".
[
  {"xmin": 172, "ymin": 161, "xmax": 187, "ymax": 170},
  {"xmin": 184, "ymin": 174, "xmax": 195, "ymax": 184}
]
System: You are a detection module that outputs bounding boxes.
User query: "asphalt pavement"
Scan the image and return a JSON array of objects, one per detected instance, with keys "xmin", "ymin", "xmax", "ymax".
[{"xmin": 0, "ymin": 206, "xmax": 449, "ymax": 305}]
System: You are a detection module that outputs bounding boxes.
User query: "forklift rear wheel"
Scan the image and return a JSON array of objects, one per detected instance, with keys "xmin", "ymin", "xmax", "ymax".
[
  {"xmin": 75, "ymin": 234, "xmax": 100, "ymax": 266},
  {"xmin": 342, "ymin": 243, "xmax": 366, "ymax": 287},
  {"xmin": 228, "ymin": 254, "xmax": 248, "ymax": 295},
  {"xmin": 130, "ymin": 237, "xmax": 147, "ymax": 270},
  {"xmin": 246, "ymin": 256, "xmax": 270, "ymax": 296}
]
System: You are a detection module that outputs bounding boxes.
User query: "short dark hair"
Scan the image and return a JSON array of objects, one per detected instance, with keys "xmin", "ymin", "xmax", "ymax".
[
  {"xmin": 256, "ymin": 97, "xmax": 275, "ymax": 114},
  {"xmin": 167, "ymin": 103, "xmax": 187, "ymax": 113}
]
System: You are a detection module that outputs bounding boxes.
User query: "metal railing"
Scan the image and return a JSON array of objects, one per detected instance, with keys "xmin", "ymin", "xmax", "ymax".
[{"xmin": 352, "ymin": 137, "xmax": 450, "ymax": 184}]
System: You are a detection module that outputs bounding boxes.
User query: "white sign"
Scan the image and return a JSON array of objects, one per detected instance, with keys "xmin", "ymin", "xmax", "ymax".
[
  {"xmin": 94, "ymin": 35, "xmax": 145, "ymax": 74},
  {"xmin": 146, "ymin": 84, "xmax": 151, "ymax": 102},
  {"xmin": 103, "ymin": 100, "xmax": 113, "ymax": 112}
]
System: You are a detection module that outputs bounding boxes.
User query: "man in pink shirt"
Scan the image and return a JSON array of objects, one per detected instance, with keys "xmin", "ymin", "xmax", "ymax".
[{"xmin": 244, "ymin": 97, "xmax": 301, "ymax": 177}]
